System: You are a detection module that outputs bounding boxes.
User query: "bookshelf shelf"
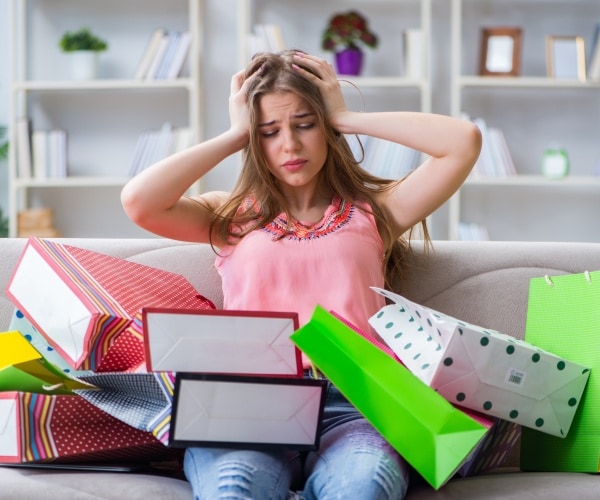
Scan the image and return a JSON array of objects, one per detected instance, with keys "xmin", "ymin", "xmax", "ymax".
[
  {"xmin": 7, "ymin": 0, "xmax": 204, "ymax": 238},
  {"xmin": 458, "ymin": 76, "xmax": 600, "ymax": 90},
  {"xmin": 463, "ymin": 175, "xmax": 600, "ymax": 188},
  {"xmin": 13, "ymin": 79, "xmax": 196, "ymax": 92},
  {"xmin": 14, "ymin": 177, "xmax": 131, "ymax": 189},
  {"xmin": 449, "ymin": 0, "xmax": 600, "ymax": 242}
]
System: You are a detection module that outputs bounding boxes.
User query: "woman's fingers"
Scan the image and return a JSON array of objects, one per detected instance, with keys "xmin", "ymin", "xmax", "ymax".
[
  {"xmin": 293, "ymin": 52, "xmax": 347, "ymax": 119},
  {"xmin": 230, "ymin": 69, "xmax": 246, "ymax": 94},
  {"xmin": 292, "ymin": 52, "xmax": 336, "ymax": 80}
]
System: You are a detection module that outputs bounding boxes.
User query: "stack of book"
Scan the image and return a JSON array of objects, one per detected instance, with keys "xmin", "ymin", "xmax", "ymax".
[
  {"xmin": 466, "ymin": 116, "xmax": 516, "ymax": 178},
  {"xmin": 31, "ymin": 129, "xmax": 68, "ymax": 180},
  {"xmin": 346, "ymin": 134, "xmax": 422, "ymax": 180},
  {"xmin": 458, "ymin": 222, "xmax": 490, "ymax": 241},
  {"xmin": 128, "ymin": 123, "xmax": 193, "ymax": 177},
  {"xmin": 134, "ymin": 28, "xmax": 192, "ymax": 80},
  {"xmin": 246, "ymin": 24, "xmax": 286, "ymax": 59},
  {"xmin": 16, "ymin": 118, "xmax": 67, "ymax": 180},
  {"xmin": 587, "ymin": 22, "xmax": 600, "ymax": 81}
]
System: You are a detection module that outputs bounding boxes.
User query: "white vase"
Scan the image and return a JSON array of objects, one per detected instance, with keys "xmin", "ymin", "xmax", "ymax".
[{"xmin": 68, "ymin": 51, "xmax": 99, "ymax": 81}]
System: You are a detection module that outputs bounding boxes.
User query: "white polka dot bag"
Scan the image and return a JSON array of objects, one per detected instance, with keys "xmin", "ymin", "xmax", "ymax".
[{"xmin": 369, "ymin": 287, "xmax": 591, "ymax": 439}]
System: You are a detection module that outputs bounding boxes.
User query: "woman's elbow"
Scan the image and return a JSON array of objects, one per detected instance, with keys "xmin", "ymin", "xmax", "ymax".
[
  {"xmin": 463, "ymin": 122, "xmax": 483, "ymax": 167},
  {"xmin": 120, "ymin": 184, "xmax": 146, "ymax": 225}
]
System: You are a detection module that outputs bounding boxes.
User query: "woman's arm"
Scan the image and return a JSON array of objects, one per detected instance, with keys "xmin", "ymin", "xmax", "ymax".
[
  {"xmin": 336, "ymin": 110, "xmax": 482, "ymax": 236},
  {"xmin": 121, "ymin": 69, "xmax": 257, "ymax": 243},
  {"xmin": 293, "ymin": 53, "xmax": 482, "ymax": 237}
]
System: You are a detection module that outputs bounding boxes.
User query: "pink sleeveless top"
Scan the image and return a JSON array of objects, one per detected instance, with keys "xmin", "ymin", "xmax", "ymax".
[{"xmin": 214, "ymin": 196, "xmax": 386, "ymax": 335}]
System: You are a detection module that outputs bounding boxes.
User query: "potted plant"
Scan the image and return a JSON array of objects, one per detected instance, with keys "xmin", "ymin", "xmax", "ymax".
[
  {"xmin": 59, "ymin": 27, "xmax": 108, "ymax": 80},
  {"xmin": 321, "ymin": 10, "xmax": 378, "ymax": 76}
]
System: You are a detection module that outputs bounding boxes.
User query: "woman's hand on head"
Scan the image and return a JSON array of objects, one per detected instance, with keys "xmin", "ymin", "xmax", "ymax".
[
  {"xmin": 228, "ymin": 67, "xmax": 261, "ymax": 146},
  {"xmin": 292, "ymin": 52, "xmax": 348, "ymax": 128}
]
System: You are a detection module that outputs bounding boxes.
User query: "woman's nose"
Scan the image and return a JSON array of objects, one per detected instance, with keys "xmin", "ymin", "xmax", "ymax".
[{"xmin": 282, "ymin": 129, "xmax": 300, "ymax": 151}]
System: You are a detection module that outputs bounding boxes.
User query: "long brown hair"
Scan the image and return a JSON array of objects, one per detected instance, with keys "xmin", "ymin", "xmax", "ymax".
[{"xmin": 209, "ymin": 50, "xmax": 428, "ymax": 287}]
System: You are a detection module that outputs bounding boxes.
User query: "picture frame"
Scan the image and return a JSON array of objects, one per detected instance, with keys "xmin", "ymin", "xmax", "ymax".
[
  {"xmin": 479, "ymin": 27, "xmax": 522, "ymax": 76},
  {"xmin": 546, "ymin": 35, "xmax": 586, "ymax": 81}
]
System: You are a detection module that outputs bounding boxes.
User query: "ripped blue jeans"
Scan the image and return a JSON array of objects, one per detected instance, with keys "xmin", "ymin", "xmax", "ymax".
[{"xmin": 183, "ymin": 379, "xmax": 410, "ymax": 500}]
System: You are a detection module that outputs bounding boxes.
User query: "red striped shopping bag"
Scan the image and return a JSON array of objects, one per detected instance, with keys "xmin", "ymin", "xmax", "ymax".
[{"xmin": 6, "ymin": 237, "xmax": 215, "ymax": 371}]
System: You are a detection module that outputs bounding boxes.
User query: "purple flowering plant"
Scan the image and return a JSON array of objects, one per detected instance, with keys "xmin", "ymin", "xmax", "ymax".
[{"xmin": 321, "ymin": 10, "xmax": 379, "ymax": 52}]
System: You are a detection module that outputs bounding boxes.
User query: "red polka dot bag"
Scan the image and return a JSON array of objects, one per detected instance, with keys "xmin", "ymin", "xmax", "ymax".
[{"xmin": 0, "ymin": 390, "xmax": 179, "ymax": 464}]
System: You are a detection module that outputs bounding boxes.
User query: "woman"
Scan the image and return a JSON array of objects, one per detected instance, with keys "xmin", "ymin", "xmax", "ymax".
[{"xmin": 122, "ymin": 50, "xmax": 481, "ymax": 499}]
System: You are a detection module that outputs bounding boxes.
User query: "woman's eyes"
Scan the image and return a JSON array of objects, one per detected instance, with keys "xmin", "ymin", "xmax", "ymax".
[{"xmin": 260, "ymin": 123, "xmax": 316, "ymax": 138}]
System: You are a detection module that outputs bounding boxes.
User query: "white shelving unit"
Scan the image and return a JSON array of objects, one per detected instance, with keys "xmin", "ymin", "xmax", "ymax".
[
  {"xmin": 449, "ymin": 0, "xmax": 600, "ymax": 242},
  {"xmin": 236, "ymin": 0, "xmax": 442, "ymax": 235},
  {"xmin": 237, "ymin": 0, "xmax": 432, "ymax": 112},
  {"xmin": 7, "ymin": 0, "xmax": 204, "ymax": 237}
]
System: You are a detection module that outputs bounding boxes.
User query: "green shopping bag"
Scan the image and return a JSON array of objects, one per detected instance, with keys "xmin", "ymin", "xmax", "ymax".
[
  {"xmin": 0, "ymin": 330, "xmax": 92, "ymax": 395},
  {"xmin": 290, "ymin": 306, "xmax": 489, "ymax": 490},
  {"xmin": 521, "ymin": 270, "xmax": 599, "ymax": 472}
]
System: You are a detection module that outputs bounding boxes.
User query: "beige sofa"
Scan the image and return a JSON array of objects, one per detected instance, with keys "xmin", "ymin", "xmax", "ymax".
[{"xmin": 0, "ymin": 237, "xmax": 598, "ymax": 499}]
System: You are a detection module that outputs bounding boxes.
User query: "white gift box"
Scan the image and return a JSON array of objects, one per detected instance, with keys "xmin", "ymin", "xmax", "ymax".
[
  {"xmin": 170, "ymin": 374, "xmax": 326, "ymax": 450},
  {"xmin": 369, "ymin": 287, "xmax": 590, "ymax": 438},
  {"xmin": 142, "ymin": 308, "xmax": 301, "ymax": 376}
]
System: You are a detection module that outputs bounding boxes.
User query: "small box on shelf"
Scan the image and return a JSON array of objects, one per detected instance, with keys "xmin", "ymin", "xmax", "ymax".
[{"xmin": 17, "ymin": 207, "xmax": 61, "ymax": 238}]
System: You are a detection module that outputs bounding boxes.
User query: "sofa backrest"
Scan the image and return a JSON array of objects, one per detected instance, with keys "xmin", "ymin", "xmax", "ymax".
[
  {"xmin": 4, "ymin": 237, "xmax": 600, "ymax": 341},
  {"xmin": 398, "ymin": 240, "xmax": 600, "ymax": 342},
  {"xmin": 0, "ymin": 238, "xmax": 224, "ymax": 330},
  {"xmin": 3, "ymin": 237, "xmax": 600, "ymax": 470}
]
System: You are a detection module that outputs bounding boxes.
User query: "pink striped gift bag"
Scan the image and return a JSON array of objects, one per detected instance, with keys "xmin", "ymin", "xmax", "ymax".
[
  {"xmin": 6, "ymin": 237, "xmax": 215, "ymax": 371},
  {"xmin": 0, "ymin": 391, "xmax": 179, "ymax": 464}
]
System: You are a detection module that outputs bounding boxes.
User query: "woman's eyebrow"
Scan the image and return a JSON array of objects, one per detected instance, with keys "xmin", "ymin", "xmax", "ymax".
[{"xmin": 258, "ymin": 112, "xmax": 315, "ymax": 127}]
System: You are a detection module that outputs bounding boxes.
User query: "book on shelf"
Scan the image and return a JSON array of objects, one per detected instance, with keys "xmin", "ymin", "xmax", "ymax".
[
  {"xmin": 31, "ymin": 129, "xmax": 68, "ymax": 179},
  {"xmin": 31, "ymin": 130, "xmax": 47, "ymax": 180},
  {"xmin": 403, "ymin": 29, "xmax": 425, "ymax": 79},
  {"xmin": 16, "ymin": 118, "xmax": 32, "ymax": 179},
  {"xmin": 345, "ymin": 134, "xmax": 421, "ymax": 180},
  {"xmin": 466, "ymin": 116, "xmax": 516, "ymax": 178},
  {"xmin": 166, "ymin": 31, "xmax": 192, "ymax": 79},
  {"xmin": 135, "ymin": 29, "xmax": 192, "ymax": 80},
  {"xmin": 458, "ymin": 222, "xmax": 490, "ymax": 241},
  {"xmin": 247, "ymin": 24, "xmax": 286, "ymax": 59},
  {"xmin": 128, "ymin": 123, "xmax": 193, "ymax": 177},
  {"xmin": 588, "ymin": 23, "xmax": 600, "ymax": 81},
  {"xmin": 134, "ymin": 28, "xmax": 166, "ymax": 79}
]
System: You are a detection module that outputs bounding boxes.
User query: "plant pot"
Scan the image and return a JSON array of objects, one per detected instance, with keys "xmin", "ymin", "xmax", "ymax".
[
  {"xmin": 335, "ymin": 48, "xmax": 364, "ymax": 76},
  {"xmin": 68, "ymin": 50, "xmax": 99, "ymax": 80}
]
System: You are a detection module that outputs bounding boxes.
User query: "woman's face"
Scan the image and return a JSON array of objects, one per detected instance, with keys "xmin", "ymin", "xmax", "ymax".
[{"xmin": 257, "ymin": 92, "xmax": 328, "ymax": 194}]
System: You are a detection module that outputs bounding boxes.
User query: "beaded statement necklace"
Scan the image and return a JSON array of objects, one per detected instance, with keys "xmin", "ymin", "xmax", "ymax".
[{"xmin": 263, "ymin": 195, "xmax": 354, "ymax": 241}]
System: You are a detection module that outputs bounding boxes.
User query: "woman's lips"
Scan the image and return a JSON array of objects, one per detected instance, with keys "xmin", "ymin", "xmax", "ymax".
[{"xmin": 282, "ymin": 159, "xmax": 307, "ymax": 172}]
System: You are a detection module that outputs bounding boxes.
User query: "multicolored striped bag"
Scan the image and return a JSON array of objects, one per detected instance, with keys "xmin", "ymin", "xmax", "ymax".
[
  {"xmin": 74, "ymin": 371, "xmax": 176, "ymax": 445},
  {"xmin": 6, "ymin": 237, "xmax": 215, "ymax": 371},
  {"xmin": 0, "ymin": 391, "xmax": 178, "ymax": 464}
]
